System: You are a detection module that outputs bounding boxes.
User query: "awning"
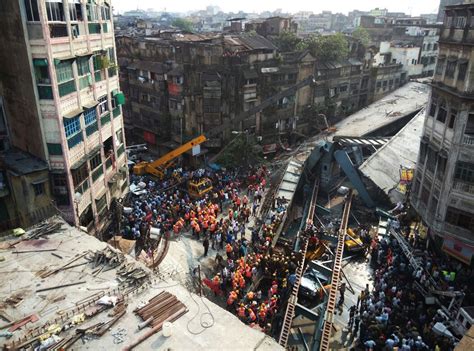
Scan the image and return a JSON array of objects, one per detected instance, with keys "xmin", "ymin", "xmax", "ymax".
[
  {"xmin": 70, "ymin": 159, "xmax": 87, "ymax": 170},
  {"xmin": 33, "ymin": 58, "xmax": 48, "ymax": 67},
  {"xmin": 64, "ymin": 107, "xmax": 84, "ymax": 119},
  {"xmin": 447, "ymin": 56, "xmax": 458, "ymax": 62},
  {"xmin": 115, "ymin": 92, "xmax": 126, "ymax": 106},
  {"xmin": 83, "ymin": 100, "xmax": 99, "ymax": 109},
  {"xmin": 458, "ymin": 58, "xmax": 469, "ymax": 64}
]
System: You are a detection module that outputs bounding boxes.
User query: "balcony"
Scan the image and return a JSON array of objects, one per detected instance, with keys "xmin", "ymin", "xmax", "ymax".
[
  {"xmin": 452, "ymin": 180, "xmax": 474, "ymax": 195},
  {"xmin": 462, "ymin": 134, "xmax": 474, "ymax": 145}
]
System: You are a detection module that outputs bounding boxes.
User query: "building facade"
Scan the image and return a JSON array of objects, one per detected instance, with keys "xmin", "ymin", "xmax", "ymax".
[
  {"xmin": 411, "ymin": 2, "xmax": 474, "ymax": 265},
  {"xmin": 0, "ymin": 0, "xmax": 127, "ymax": 234}
]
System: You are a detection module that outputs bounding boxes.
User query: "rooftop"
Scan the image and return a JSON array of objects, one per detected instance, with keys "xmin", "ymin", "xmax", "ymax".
[
  {"xmin": 0, "ymin": 218, "xmax": 282, "ymax": 350},
  {"xmin": 359, "ymin": 108, "xmax": 425, "ymax": 203},
  {"xmin": 0, "ymin": 149, "xmax": 48, "ymax": 176}
]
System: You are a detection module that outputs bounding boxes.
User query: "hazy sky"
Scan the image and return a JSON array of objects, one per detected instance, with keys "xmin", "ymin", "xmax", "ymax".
[{"xmin": 112, "ymin": 0, "xmax": 440, "ymax": 16}]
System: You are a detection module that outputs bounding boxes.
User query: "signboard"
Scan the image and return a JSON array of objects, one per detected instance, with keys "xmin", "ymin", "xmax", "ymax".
[
  {"xmin": 442, "ymin": 237, "xmax": 474, "ymax": 265},
  {"xmin": 396, "ymin": 166, "xmax": 414, "ymax": 194}
]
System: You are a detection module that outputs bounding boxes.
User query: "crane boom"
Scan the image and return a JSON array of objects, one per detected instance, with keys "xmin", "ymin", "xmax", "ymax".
[
  {"xmin": 133, "ymin": 135, "xmax": 207, "ymax": 177},
  {"xmin": 133, "ymin": 75, "xmax": 315, "ymax": 178}
]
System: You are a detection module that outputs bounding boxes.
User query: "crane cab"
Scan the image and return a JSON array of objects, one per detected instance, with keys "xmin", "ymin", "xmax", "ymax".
[{"xmin": 188, "ymin": 178, "xmax": 213, "ymax": 198}]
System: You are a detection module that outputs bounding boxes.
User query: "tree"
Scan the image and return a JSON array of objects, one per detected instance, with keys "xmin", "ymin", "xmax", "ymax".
[
  {"xmin": 274, "ymin": 30, "xmax": 302, "ymax": 52},
  {"xmin": 172, "ymin": 18, "xmax": 193, "ymax": 32},
  {"xmin": 298, "ymin": 33, "xmax": 349, "ymax": 63},
  {"xmin": 215, "ymin": 134, "xmax": 262, "ymax": 168},
  {"xmin": 352, "ymin": 27, "xmax": 371, "ymax": 47}
]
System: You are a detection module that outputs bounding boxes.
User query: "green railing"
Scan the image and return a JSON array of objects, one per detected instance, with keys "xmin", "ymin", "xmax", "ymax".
[
  {"xmin": 38, "ymin": 85, "xmax": 53, "ymax": 99},
  {"xmin": 100, "ymin": 112, "xmax": 111, "ymax": 126},
  {"xmin": 113, "ymin": 107, "xmax": 121, "ymax": 118},
  {"xmin": 58, "ymin": 80, "xmax": 76, "ymax": 97},
  {"xmin": 88, "ymin": 23, "xmax": 101, "ymax": 34},
  {"xmin": 92, "ymin": 166, "xmax": 104, "ymax": 182},
  {"xmin": 102, "ymin": 23, "xmax": 108, "ymax": 33},
  {"xmin": 67, "ymin": 132, "xmax": 83, "ymax": 149},
  {"xmin": 86, "ymin": 122, "xmax": 98, "ymax": 136}
]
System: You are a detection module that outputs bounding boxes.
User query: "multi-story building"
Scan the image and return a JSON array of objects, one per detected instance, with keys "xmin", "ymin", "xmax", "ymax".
[
  {"xmin": 411, "ymin": 1, "xmax": 474, "ymax": 265},
  {"xmin": 437, "ymin": 0, "xmax": 463, "ymax": 22},
  {"xmin": 0, "ymin": 0, "xmax": 128, "ymax": 234}
]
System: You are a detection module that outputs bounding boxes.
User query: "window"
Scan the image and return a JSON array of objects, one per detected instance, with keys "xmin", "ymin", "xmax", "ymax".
[
  {"xmin": 437, "ymin": 104, "xmax": 447, "ymax": 123},
  {"xmin": 72, "ymin": 162, "xmax": 88, "ymax": 187},
  {"xmin": 455, "ymin": 16, "xmax": 466, "ymax": 28},
  {"xmin": 376, "ymin": 81, "xmax": 381, "ymax": 88},
  {"xmin": 412, "ymin": 59, "xmax": 417, "ymax": 65},
  {"xmin": 426, "ymin": 43, "xmax": 432, "ymax": 51},
  {"xmin": 339, "ymin": 85, "xmax": 348, "ymax": 93},
  {"xmin": 77, "ymin": 57, "xmax": 90, "ymax": 76},
  {"xmin": 98, "ymin": 95, "xmax": 108, "ymax": 114},
  {"xmin": 33, "ymin": 182, "xmax": 44, "ymax": 196},
  {"xmin": 101, "ymin": 4, "xmax": 111, "ymax": 20},
  {"xmin": 86, "ymin": 2, "xmax": 98, "ymax": 21},
  {"xmin": 68, "ymin": 0, "xmax": 83, "ymax": 21},
  {"xmin": 63, "ymin": 116, "xmax": 81, "ymax": 137},
  {"xmin": 448, "ymin": 109, "xmax": 457, "ymax": 129},
  {"xmin": 457, "ymin": 62, "xmax": 468, "ymax": 81},
  {"xmin": 116, "ymin": 129, "xmax": 123, "ymax": 145},
  {"xmin": 45, "ymin": 0, "xmax": 65, "ymax": 22},
  {"xmin": 95, "ymin": 194, "xmax": 107, "ymax": 214},
  {"xmin": 437, "ymin": 155, "xmax": 447, "ymax": 179},
  {"xmin": 56, "ymin": 60, "xmax": 74, "ymax": 83},
  {"xmin": 420, "ymin": 186, "xmax": 430, "ymax": 206},
  {"xmin": 433, "ymin": 43, "xmax": 438, "ymax": 51},
  {"xmin": 89, "ymin": 153, "xmax": 102, "ymax": 170},
  {"xmin": 446, "ymin": 60, "xmax": 456, "ymax": 78},
  {"xmin": 84, "ymin": 108, "xmax": 97, "ymax": 125},
  {"xmin": 426, "ymin": 147, "xmax": 437, "ymax": 173},
  {"xmin": 454, "ymin": 161, "xmax": 474, "ymax": 183},
  {"xmin": 34, "ymin": 62, "xmax": 51, "ymax": 85},
  {"xmin": 436, "ymin": 59, "xmax": 445, "ymax": 75},
  {"xmin": 24, "ymin": 0, "xmax": 40, "ymax": 21},
  {"xmin": 445, "ymin": 207, "xmax": 474, "ymax": 231}
]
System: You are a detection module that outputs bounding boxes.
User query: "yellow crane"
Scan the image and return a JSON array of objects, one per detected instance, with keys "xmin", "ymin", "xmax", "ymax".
[{"xmin": 133, "ymin": 135, "xmax": 207, "ymax": 179}]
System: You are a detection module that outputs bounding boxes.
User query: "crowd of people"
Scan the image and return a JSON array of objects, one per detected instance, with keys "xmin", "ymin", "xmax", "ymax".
[
  {"xmin": 348, "ymin": 221, "xmax": 463, "ymax": 351},
  {"xmin": 122, "ymin": 165, "xmax": 269, "ymax": 254},
  {"xmin": 123, "ymin": 162, "xmax": 303, "ymax": 333}
]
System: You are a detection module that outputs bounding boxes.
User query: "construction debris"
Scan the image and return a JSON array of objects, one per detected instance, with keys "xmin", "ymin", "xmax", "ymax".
[{"xmin": 124, "ymin": 292, "xmax": 188, "ymax": 350}]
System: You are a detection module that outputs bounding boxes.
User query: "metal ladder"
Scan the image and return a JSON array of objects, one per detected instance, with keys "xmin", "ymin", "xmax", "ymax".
[
  {"xmin": 320, "ymin": 190, "xmax": 353, "ymax": 351},
  {"xmin": 278, "ymin": 239, "xmax": 309, "ymax": 347},
  {"xmin": 278, "ymin": 180, "xmax": 319, "ymax": 348}
]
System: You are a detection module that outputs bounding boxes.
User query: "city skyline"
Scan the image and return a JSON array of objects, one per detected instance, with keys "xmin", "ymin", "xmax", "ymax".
[{"xmin": 113, "ymin": 0, "xmax": 440, "ymax": 16}]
